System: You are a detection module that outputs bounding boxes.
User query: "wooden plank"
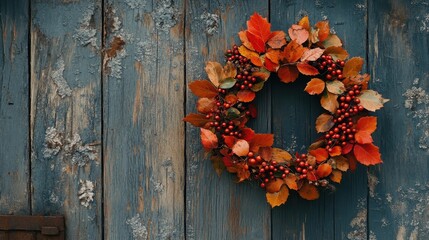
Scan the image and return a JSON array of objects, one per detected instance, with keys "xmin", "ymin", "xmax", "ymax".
[
  {"xmin": 103, "ymin": 0, "xmax": 185, "ymax": 239},
  {"xmin": 184, "ymin": 1, "xmax": 271, "ymax": 239},
  {"xmin": 368, "ymin": 0, "xmax": 429, "ymax": 239},
  {"xmin": 0, "ymin": 0, "xmax": 30, "ymax": 215},
  {"xmin": 30, "ymin": 0, "xmax": 102, "ymax": 239},
  {"xmin": 269, "ymin": 1, "xmax": 369, "ymax": 239}
]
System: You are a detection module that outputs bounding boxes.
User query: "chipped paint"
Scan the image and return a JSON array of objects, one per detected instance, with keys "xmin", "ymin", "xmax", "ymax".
[
  {"xmin": 126, "ymin": 214, "xmax": 148, "ymax": 240},
  {"xmin": 162, "ymin": 158, "xmax": 176, "ymax": 180},
  {"xmin": 152, "ymin": 0, "xmax": 178, "ymax": 33},
  {"xmin": 200, "ymin": 12, "xmax": 219, "ymax": 36},
  {"xmin": 417, "ymin": 13, "xmax": 429, "ymax": 33},
  {"xmin": 49, "ymin": 192, "xmax": 59, "ymax": 204},
  {"xmin": 125, "ymin": 0, "xmax": 147, "ymax": 9},
  {"xmin": 348, "ymin": 199, "xmax": 367, "ymax": 240},
  {"xmin": 355, "ymin": 3, "xmax": 367, "ymax": 11},
  {"xmin": 107, "ymin": 49, "xmax": 127, "ymax": 79},
  {"xmin": 150, "ymin": 176, "xmax": 165, "ymax": 192},
  {"xmin": 135, "ymin": 41, "xmax": 154, "ymax": 62},
  {"xmin": 43, "ymin": 127, "xmax": 63, "ymax": 158},
  {"xmin": 51, "ymin": 58, "xmax": 72, "ymax": 98},
  {"xmin": 78, "ymin": 180, "xmax": 95, "ymax": 208},
  {"xmin": 368, "ymin": 172, "xmax": 379, "ymax": 198},
  {"xmin": 64, "ymin": 134, "xmax": 97, "ymax": 167},
  {"xmin": 73, "ymin": 4, "xmax": 97, "ymax": 48}
]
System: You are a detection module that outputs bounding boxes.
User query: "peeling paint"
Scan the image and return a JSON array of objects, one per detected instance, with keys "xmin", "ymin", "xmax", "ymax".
[
  {"xmin": 417, "ymin": 13, "xmax": 429, "ymax": 33},
  {"xmin": 157, "ymin": 218, "xmax": 177, "ymax": 239},
  {"xmin": 369, "ymin": 231, "xmax": 377, "ymax": 240},
  {"xmin": 200, "ymin": 12, "xmax": 219, "ymax": 36},
  {"xmin": 150, "ymin": 176, "xmax": 164, "ymax": 192},
  {"xmin": 49, "ymin": 192, "xmax": 59, "ymax": 204},
  {"xmin": 355, "ymin": 3, "xmax": 367, "ymax": 11},
  {"xmin": 403, "ymin": 85, "xmax": 429, "ymax": 150},
  {"xmin": 78, "ymin": 180, "xmax": 95, "ymax": 208},
  {"xmin": 51, "ymin": 58, "xmax": 72, "ymax": 98},
  {"xmin": 126, "ymin": 214, "xmax": 148, "ymax": 240},
  {"xmin": 368, "ymin": 172, "xmax": 379, "ymax": 198},
  {"xmin": 125, "ymin": 0, "xmax": 147, "ymax": 9},
  {"xmin": 73, "ymin": 4, "xmax": 97, "ymax": 48},
  {"xmin": 107, "ymin": 49, "xmax": 127, "ymax": 79},
  {"xmin": 43, "ymin": 127, "xmax": 63, "ymax": 158},
  {"xmin": 348, "ymin": 199, "xmax": 367, "ymax": 240},
  {"xmin": 162, "ymin": 158, "xmax": 176, "ymax": 180},
  {"xmin": 152, "ymin": 0, "xmax": 178, "ymax": 33},
  {"xmin": 64, "ymin": 134, "xmax": 97, "ymax": 167},
  {"xmin": 135, "ymin": 40, "xmax": 154, "ymax": 62}
]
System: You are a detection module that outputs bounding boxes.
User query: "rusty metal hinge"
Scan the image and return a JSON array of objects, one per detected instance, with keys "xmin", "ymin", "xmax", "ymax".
[{"xmin": 0, "ymin": 215, "xmax": 64, "ymax": 239}]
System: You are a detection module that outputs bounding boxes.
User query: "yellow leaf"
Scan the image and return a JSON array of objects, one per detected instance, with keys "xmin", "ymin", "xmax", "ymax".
[
  {"xmin": 284, "ymin": 174, "xmax": 298, "ymax": 190},
  {"xmin": 238, "ymin": 45, "xmax": 259, "ymax": 62},
  {"xmin": 266, "ymin": 185, "xmax": 289, "ymax": 207}
]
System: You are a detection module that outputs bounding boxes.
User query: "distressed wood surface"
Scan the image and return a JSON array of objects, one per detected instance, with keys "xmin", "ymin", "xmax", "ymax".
[
  {"xmin": 103, "ymin": 0, "xmax": 185, "ymax": 239},
  {"xmin": 368, "ymin": 0, "xmax": 429, "ymax": 239},
  {"xmin": 185, "ymin": 1, "xmax": 271, "ymax": 239},
  {"xmin": 0, "ymin": 0, "xmax": 30, "ymax": 215},
  {"xmin": 30, "ymin": 0, "xmax": 102, "ymax": 239}
]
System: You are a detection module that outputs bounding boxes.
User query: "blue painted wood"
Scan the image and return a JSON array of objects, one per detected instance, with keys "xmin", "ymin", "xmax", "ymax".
[
  {"xmin": 368, "ymin": 0, "xmax": 429, "ymax": 239},
  {"xmin": 0, "ymin": 0, "xmax": 30, "ymax": 215},
  {"xmin": 103, "ymin": 0, "xmax": 185, "ymax": 239},
  {"xmin": 30, "ymin": 0, "xmax": 102, "ymax": 239},
  {"xmin": 270, "ymin": 1, "xmax": 369, "ymax": 239},
  {"xmin": 184, "ymin": 1, "xmax": 271, "ymax": 239}
]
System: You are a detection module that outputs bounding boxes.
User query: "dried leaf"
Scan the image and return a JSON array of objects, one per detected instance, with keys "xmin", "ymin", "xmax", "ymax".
[
  {"xmin": 322, "ymin": 34, "xmax": 342, "ymax": 48},
  {"xmin": 204, "ymin": 62, "xmax": 224, "ymax": 87},
  {"xmin": 189, "ymin": 80, "xmax": 218, "ymax": 98},
  {"xmin": 238, "ymin": 31, "xmax": 255, "ymax": 51},
  {"xmin": 223, "ymin": 61, "xmax": 237, "ymax": 79},
  {"xmin": 343, "ymin": 57, "xmax": 364, "ymax": 78},
  {"xmin": 320, "ymin": 92, "xmax": 339, "ymax": 113},
  {"xmin": 197, "ymin": 98, "xmax": 216, "ymax": 113},
  {"xmin": 315, "ymin": 113, "xmax": 334, "ymax": 133},
  {"xmin": 250, "ymin": 134, "xmax": 274, "ymax": 152},
  {"xmin": 305, "ymin": 78, "xmax": 325, "ymax": 95},
  {"xmin": 251, "ymin": 81, "xmax": 265, "ymax": 92},
  {"xmin": 200, "ymin": 128, "xmax": 218, "ymax": 150},
  {"xmin": 357, "ymin": 90, "xmax": 389, "ymax": 112},
  {"xmin": 266, "ymin": 178, "xmax": 285, "ymax": 193},
  {"xmin": 298, "ymin": 16, "xmax": 310, "ymax": 31},
  {"xmin": 284, "ymin": 174, "xmax": 299, "ymax": 190},
  {"xmin": 232, "ymin": 139, "xmax": 250, "ymax": 157},
  {"xmin": 210, "ymin": 155, "xmax": 224, "ymax": 176},
  {"xmin": 250, "ymin": 56, "xmax": 263, "ymax": 67},
  {"xmin": 267, "ymin": 31, "xmax": 287, "ymax": 49},
  {"xmin": 316, "ymin": 163, "xmax": 332, "ymax": 178},
  {"xmin": 355, "ymin": 116, "xmax": 377, "ymax": 144},
  {"xmin": 315, "ymin": 21, "xmax": 330, "ymax": 42},
  {"xmin": 309, "ymin": 139, "xmax": 325, "ymax": 151},
  {"xmin": 253, "ymin": 69, "xmax": 271, "ymax": 81},
  {"xmin": 288, "ymin": 24, "xmax": 309, "ymax": 44},
  {"xmin": 183, "ymin": 113, "xmax": 212, "ymax": 127},
  {"xmin": 324, "ymin": 46, "xmax": 349, "ymax": 61},
  {"xmin": 297, "ymin": 62, "xmax": 319, "ymax": 76},
  {"xmin": 259, "ymin": 147, "xmax": 272, "ymax": 160},
  {"xmin": 219, "ymin": 78, "xmax": 236, "ymax": 89},
  {"xmin": 265, "ymin": 49, "xmax": 282, "ymax": 64},
  {"xmin": 225, "ymin": 94, "xmax": 238, "ymax": 105},
  {"xmin": 333, "ymin": 156, "xmax": 349, "ymax": 171},
  {"xmin": 223, "ymin": 135, "xmax": 236, "ymax": 148},
  {"xmin": 278, "ymin": 65, "xmax": 299, "ymax": 83},
  {"xmin": 330, "ymin": 169, "xmax": 342, "ymax": 183},
  {"xmin": 298, "ymin": 182, "xmax": 319, "ymax": 200},
  {"xmin": 237, "ymin": 90, "xmax": 256, "ymax": 102},
  {"xmin": 326, "ymin": 80, "xmax": 345, "ymax": 95},
  {"xmin": 343, "ymin": 74, "xmax": 370, "ymax": 90},
  {"xmin": 266, "ymin": 185, "xmax": 289, "ymax": 207},
  {"xmin": 353, "ymin": 143, "xmax": 382, "ymax": 166},
  {"xmin": 226, "ymin": 107, "xmax": 241, "ymax": 119},
  {"xmin": 301, "ymin": 48, "xmax": 324, "ymax": 61},
  {"xmin": 281, "ymin": 40, "xmax": 306, "ymax": 63},
  {"xmin": 309, "ymin": 148, "xmax": 329, "ymax": 162},
  {"xmin": 271, "ymin": 148, "xmax": 292, "ymax": 163},
  {"xmin": 238, "ymin": 45, "xmax": 259, "ymax": 62},
  {"xmin": 264, "ymin": 57, "xmax": 279, "ymax": 72}
]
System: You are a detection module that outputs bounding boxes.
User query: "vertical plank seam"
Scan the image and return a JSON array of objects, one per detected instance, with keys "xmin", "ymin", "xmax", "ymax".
[
  {"xmin": 183, "ymin": 0, "xmax": 188, "ymax": 239},
  {"xmin": 101, "ymin": 0, "xmax": 105, "ymax": 239},
  {"xmin": 365, "ymin": 0, "xmax": 370, "ymax": 239},
  {"xmin": 268, "ymin": 1, "xmax": 273, "ymax": 239},
  {"xmin": 28, "ymin": 0, "xmax": 32, "ymax": 215}
]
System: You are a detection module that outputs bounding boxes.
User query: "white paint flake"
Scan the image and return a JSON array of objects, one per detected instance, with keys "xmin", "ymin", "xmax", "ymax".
[
  {"xmin": 126, "ymin": 214, "xmax": 148, "ymax": 240},
  {"xmin": 78, "ymin": 180, "xmax": 95, "ymax": 208},
  {"xmin": 150, "ymin": 176, "xmax": 165, "ymax": 193},
  {"xmin": 49, "ymin": 192, "xmax": 59, "ymax": 204},
  {"xmin": 125, "ymin": 0, "xmax": 147, "ymax": 9},
  {"xmin": 51, "ymin": 58, "xmax": 72, "ymax": 98},
  {"xmin": 107, "ymin": 49, "xmax": 127, "ymax": 79},
  {"xmin": 355, "ymin": 3, "xmax": 367, "ymax": 11},
  {"xmin": 417, "ymin": 14, "xmax": 429, "ymax": 33},
  {"xmin": 368, "ymin": 172, "xmax": 379, "ymax": 198},
  {"xmin": 64, "ymin": 134, "xmax": 97, "ymax": 167},
  {"xmin": 43, "ymin": 127, "xmax": 63, "ymax": 158},
  {"xmin": 73, "ymin": 4, "xmax": 97, "ymax": 48},
  {"xmin": 403, "ymin": 85, "xmax": 429, "ymax": 150},
  {"xmin": 135, "ymin": 41, "xmax": 154, "ymax": 63},
  {"xmin": 152, "ymin": 0, "xmax": 178, "ymax": 33},
  {"xmin": 200, "ymin": 12, "xmax": 219, "ymax": 36},
  {"xmin": 348, "ymin": 199, "xmax": 367, "ymax": 240}
]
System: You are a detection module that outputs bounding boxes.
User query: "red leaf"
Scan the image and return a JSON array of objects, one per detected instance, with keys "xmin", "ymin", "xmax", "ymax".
[
  {"xmin": 297, "ymin": 62, "xmax": 319, "ymax": 76},
  {"xmin": 278, "ymin": 65, "xmax": 299, "ymax": 83},
  {"xmin": 288, "ymin": 24, "xmax": 309, "ymax": 45},
  {"xmin": 238, "ymin": 31, "xmax": 255, "ymax": 51},
  {"xmin": 342, "ymin": 143, "xmax": 354, "ymax": 154},
  {"xmin": 188, "ymin": 80, "xmax": 218, "ymax": 98},
  {"xmin": 347, "ymin": 153, "xmax": 358, "ymax": 171},
  {"xmin": 223, "ymin": 156, "xmax": 234, "ymax": 167},
  {"xmin": 247, "ymin": 13, "xmax": 272, "ymax": 43},
  {"xmin": 246, "ymin": 31, "xmax": 265, "ymax": 53},
  {"xmin": 232, "ymin": 139, "xmax": 250, "ymax": 156},
  {"xmin": 183, "ymin": 113, "xmax": 211, "ymax": 127},
  {"xmin": 223, "ymin": 135, "xmax": 236, "ymax": 148},
  {"xmin": 355, "ymin": 116, "xmax": 377, "ymax": 144},
  {"xmin": 237, "ymin": 90, "xmax": 256, "ymax": 102},
  {"xmin": 309, "ymin": 148, "xmax": 329, "ymax": 162},
  {"xmin": 200, "ymin": 128, "xmax": 218, "ymax": 150},
  {"xmin": 250, "ymin": 134, "xmax": 274, "ymax": 152},
  {"xmin": 267, "ymin": 31, "xmax": 287, "ymax": 49},
  {"xmin": 241, "ymin": 128, "xmax": 255, "ymax": 142},
  {"xmin": 248, "ymin": 104, "xmax": 258, "ymax": 118},
  {"xmin": 353, "ymin": 143, "xmax": 383, "ymax": 166},
  {"xmin": 264, "ymin": 57, "xmax": 279, "ymax": 72},
  {"xmin": 329, "ymin": 146, "xmax": 342, "ymax": 156}
]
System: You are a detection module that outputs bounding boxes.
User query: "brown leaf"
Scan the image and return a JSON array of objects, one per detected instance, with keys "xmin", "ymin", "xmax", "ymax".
[
  {"xmin": 200, "ymin": 128, "xmax": 218, "ymax": 150},
  {"xmin": 278, "ymin": 65, "xmax": 299, "ymax": 83},
  {"xmin": 284, "ymin": 174, "xmax": 298, "ymax": 190},
  {"xmin": 258, "ymin": 147, "xmax": 273, "ymax": 160},
  {"xmin": 189, "ymin": 80, "xmax": 218, "ymax": 98},
  {"xmin": 297, "ymin": 62, "xmax": 319, "ymax": 76},
  {"xmin": 357, "ymin": 90, "xmax": 389, "ymax": 112},
  {"xmin": 238, "ymin": 31, "xmax": 255, "ymax": 51},
  {"xmin": 324, "ymin": 46, "xmax": 349, "ymax": 61},
  {"xmin": 298, "ymin": 182, "xmax": 319, "ymax": 200},
  {"xmin": 253, "ymin": 69, "xmax": 271, "ymax": 81},
  {"xmin": 197, "ymin": 98, "xmax": 216, "ymax": 113},
  {"xmin": 267, "ymin": 31, "xmax": 287, "ymax": 49},
  {"xmin": 223, "ymin": 61, "xmax": 237, "ymax": 79},
  {"xmin": 322, "ymin": 34, "xmax": 342, "ymax": 48},
  {"xmin": 320, "ymin": 92, "xmax": 339, "ymax": 113},
  {"xmin": 343, "ymin": 57, "xmax": 364, "ymax": 78},
  {"xmin": 330, "ymin": 169, "xmax": 342, "ymax": 183},
  {"xmin": 210, "ymin": 155, "xmax": 224, "ymax": 176},
  {"xmin": 343, "ymin": 74, "xmax": 370, "ymax": 90},
  {"xmin": 333, "ymin": 156, "xmax": 349, "ymax": 171},
  {"xmin": 305, "ymin": 78, "xmax": 325, "ymax": 95},
  {"xmin": 205, "ymin": 62, "xmax": 223, "ymax": 87},
  {"xmin": 288, "ymin": 24, "xmax": 309, "ymax": 45},
  {"xmin": 271, "ymin": 148, "xmax": 292, "ymax": 163},
  {"xmin": 315, "ymin": 113, "xmax": 334, "ymax": 133},
  {"xmin": 250, "ymin": 134, "xmax": 274, "ymax": 152},
  {"xmin": 232, "ymin": 139, "xmax": 250, "ymax": 156},
  {"xmin": 308, "ymin": 139, "xmax": 325, "ymax": 151},
  {"xmin": 266, "ymin": 185, "xmax": 289, "ymax": 207},
  {"xmin": 183, "ymin": 113, "xmax": 212, "ymax": 127},
  {"xmin": 266, "ymin": 178, "xmax": 285, "ymax": 193},
  {"xmin": 326, "ymin": 80, "xmax": 345, "ymax": 95},
  {"xmin": 225, "ymin": 94, "xmax": 238, "ymax": 105},
  {"xmin": 301, "ymin": 48, "xmax": 324, "ymax": 61}
]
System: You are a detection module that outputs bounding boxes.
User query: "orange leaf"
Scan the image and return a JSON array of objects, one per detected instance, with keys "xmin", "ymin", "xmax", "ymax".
[
  {"xmin": 320, "ymin": 92, "xmax": 339, "ymax": 113},
  {"xmin": 301, "ymin": 48, "xmax": 324, "ymax": 61},
  {"xmin": 288, "ymin": 24, "xmax": 309, "ymax": 45},
  {"xmin": 241, "ymin": 128, "xmax": 255, "ymax": 142},
  {"xmin": 297, "ymin": 62, "xmax": 319, "ymax": 76},
  {"xmin": 228, "ymin": 162, "xmax": 251, "ymax": 182},
  {"xmin": 238, "ymin": 31, "xmax": 255, "ymax": 51},
  {"xmin": 330, "ymin": 169, "xmax": 342, "ymax": 183},
  {"xmin": 324, "ymin": 46, "xmax": 349, "ymax": 61},
  {"xmin": 278, "ymin": 65, "xmax": 299, "ymax": 83},
  {"xmin": 247, "ymin": 13, "xmax": 272, "ymax": 42},
  {"xmin": 250, "ymin": 56, "xmax": 263, "ymax": 67},
  {"xmin": 266, "ymin": 185, "xmax": 289, "ymax": 207},
  {"xmin": 188, "ymin": 80, "xmax": 218, "ymax": 98},
  {"xmin": 271, "ymin": 148, "xmax": 292, "ymax": 163},
  {"xmin": 265, "ymin": 49, "xmax": 281, "ymax": 64},
  {"xmin": 315, "ymin": 113, "xmax": 334, "ymax": 133},
  {"xmin": 200, "ymin": 128, "xmax": 218, "ymax": 150},
  {"xmin": 264, "ymin": 57, "xmax": 279, "ymax": 72},
  {"xmin": 223, "ymin": 135, "xmax": 236, "ymax": 148},
  {"xmin": 237, "ymin": 90, "xmax": 256, "ymax": 102},
  {"xmin": 183, "ymin": 113, "xmax": 212, "ymax": 127},
  {"xmin": 197, "ymin": 98, "xmax": 216, "ymax": 113},
  {"xmin": 343, "ymin": 57, "xmax": 364, "ymax": 78},
  {"xmin": 267, "ymin": 31, "xmax": 287, "ymax": 49},
  {"xmin": 353, "ymin": 143, "xmax": 383, "ymax": 166},
  {"xmin": 266, "ymin": 178, "xmax": 285, "ymax": 193},
  {"xmin": 258, "ymin": 147, "xmax": 272, "ymax": 160},
  {"xmin": 252, "ymin": 70, "xmax": 271, "ymax": 82},
  {"xmin": 284, "ymin": 174, "xmax": 299, "ymax": 190},
  {"xmin": 246, "ymin": 30, "xmax": 266, "ymax": 53},
  {"xmin": 238, "ymin": 45, "xmax": 259, "ymax": 62},
  {"xmin": 298, "ymin": 182, "xmax": 319, "ymax": 200},
  {"xmin": 316, "ymin": 163, "xmax": 332, "ymax": 178},
  {"xmin": 281, "ymin": 40, "xmax": 305, "ymax": 63},
  {"xmin": 232, "ymin": 139, "xmax": 250, "ymax": 157},
  {"xmin": 347, "ymin": 153, "xmax": 358, "ymax": 171},
  {"xmin": 306, "ymin": 170, "xmax": 318, "ymax": 181},
  {"xmin": 329, "ymin": 146, "xmax": 342, "ymax": 157},
  {"xmin": 250, "ymin": 134, "xmax": 274, "ymax": 152},
  {"xmin": 355, "ymin": 116, "xmax": 377, "ymax": 144},
  {"xmin": 225, "ymin": 94, "xmax": 238, "ymax": 105},
  {"xmin": 309, "ymin": 148, "xmax": 329, "ymax": 162},
  {"xmin": 304, "ymin": 78, "xmax": 325, "ymax": 95},
  {"xmin": 298, "ymin": 16, "xmax": 310, "ymax": 31},
  {"xmin": 315, "ymin": 21, "xmax": 330, "ymax": 42},
  {"xmin": 357, "ymin": 90, "xmax": 389, "ymax": 112}
]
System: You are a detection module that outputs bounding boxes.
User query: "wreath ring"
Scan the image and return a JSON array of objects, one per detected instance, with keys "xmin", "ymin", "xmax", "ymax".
[{"xmin": 184, "ymin": 13, "xmax": 388, "ymax": 207}]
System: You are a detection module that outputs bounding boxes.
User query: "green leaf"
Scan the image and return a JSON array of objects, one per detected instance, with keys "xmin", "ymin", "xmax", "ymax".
[
  {"xmin": 226, "ymin": 107, "xmax": 241, "ymax": 119},
  {"xmin": 251, "ymin": 81, "xmax": 265, "ymax": 92},
  {"xmin": 219, "ymin": 78, "xmax": 236, "ymax": 89}
]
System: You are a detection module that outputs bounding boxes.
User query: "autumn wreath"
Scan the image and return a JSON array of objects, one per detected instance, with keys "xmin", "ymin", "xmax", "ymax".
[{"xmin": 184, "ymin": 13, "xmax": 388, "ymax": 207}]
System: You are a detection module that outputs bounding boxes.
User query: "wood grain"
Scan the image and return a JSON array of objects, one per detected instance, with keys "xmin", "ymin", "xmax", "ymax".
[
  {"xmin": 103, "ymin": 0, "xmax": 185, "ymax": 239},
  {"xmin": 30, "ymin": 0, "xmax": 102, "ymax": 239},
  {"xmin": 0, "ymin": 0, "xmax": 30, "ymax": 215}
]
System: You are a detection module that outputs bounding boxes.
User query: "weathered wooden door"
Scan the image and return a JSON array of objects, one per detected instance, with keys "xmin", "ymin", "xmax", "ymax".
[{"xmin": 1, "ymin": 0, "xmax": 428, "ymax": 239}]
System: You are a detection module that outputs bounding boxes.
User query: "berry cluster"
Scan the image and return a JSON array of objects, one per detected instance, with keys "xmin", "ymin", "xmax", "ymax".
[
  {"xmin": 324, "ymin": 85, "xmax": 364, "ymax": 151},
  {"xmin": 256, "ymin": 160, "xmax": 290, "ymax": 188},
  {"xmin": 313, "ymin": 54, "xmax": 345, "ymax": 80},
  {"xmin": 225, "ymin": 45, "xmax": 259, "ymax": 90},
  {"xmin": 293, "ymin": 154, "xmax": 313, "ymax": 179}
]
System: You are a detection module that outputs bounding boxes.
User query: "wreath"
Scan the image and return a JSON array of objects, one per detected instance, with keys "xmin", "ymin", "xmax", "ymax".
[{"xmin": 184, "ymin": 13, "xmax": 388, "ymax": 207}]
